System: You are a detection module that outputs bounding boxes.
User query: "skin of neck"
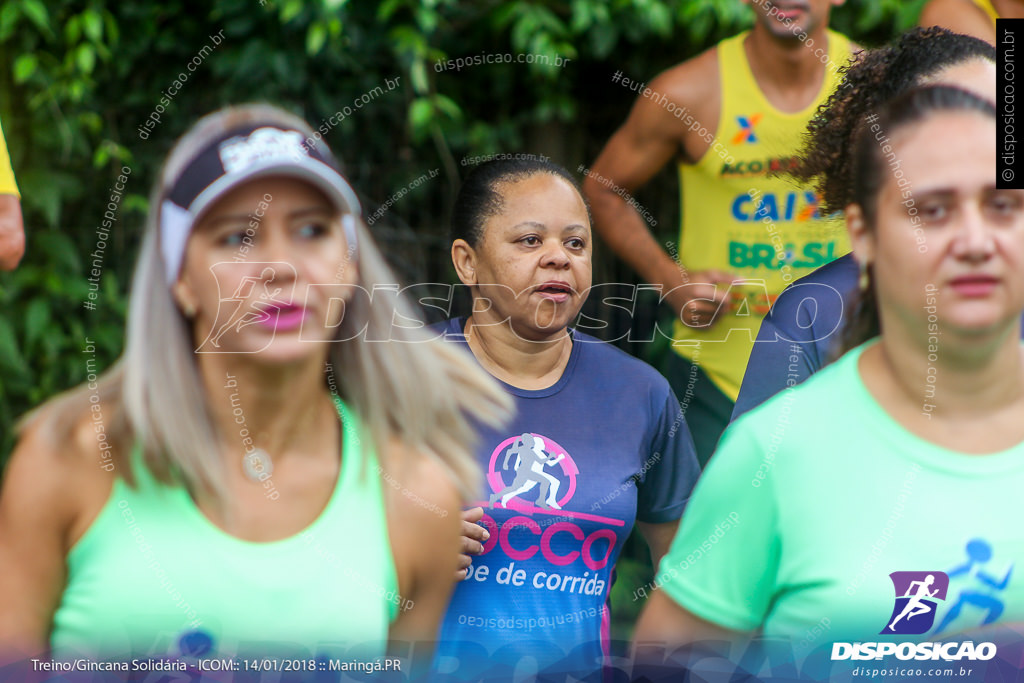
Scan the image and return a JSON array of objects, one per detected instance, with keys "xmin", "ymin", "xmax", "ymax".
[
  {"xmin": 198, "ymin": 349, "xmax": 337, "ymax": 458},
  {"xmin": 876, "ymin": 310, "xmax": 1024, "ymax": 419},
  {"xmin": 464, "ymin": 298, "xmax": 573, "ymax": 388},
  {"xmin": 746, "ymin": 19, "xmax": 833, "ymax": 87}
]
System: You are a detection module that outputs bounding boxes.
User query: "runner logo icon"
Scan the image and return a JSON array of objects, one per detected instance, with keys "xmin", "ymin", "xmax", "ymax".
[
  {"xmin": 881, "ymin": 571, "xmax": 950, "ymax": 635},
  {"xmin": 487, "ymin": 433, "xmax": 578, "ymax": 511}
]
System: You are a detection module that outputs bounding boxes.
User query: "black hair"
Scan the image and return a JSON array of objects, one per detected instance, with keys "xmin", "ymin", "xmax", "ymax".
[
  {"xmin": 839, "ymin": 85, "xmax": 997, "ymax": 354},
  {"xmin": 792, "ymin": 26, "xmax": 995, "ymax": 215},
  {"xmin": 451, "ymin": 157, "xmax": 589, "ymax": 247}
]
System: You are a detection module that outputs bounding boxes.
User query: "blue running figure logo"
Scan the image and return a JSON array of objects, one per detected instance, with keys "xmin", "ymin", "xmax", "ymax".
[{"xmin": 933, "ymin": 538, "xmax": 1013, "ymax": 635}]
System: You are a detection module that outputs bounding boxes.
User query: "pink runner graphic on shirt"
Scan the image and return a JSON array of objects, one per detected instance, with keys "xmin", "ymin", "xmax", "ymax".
[{"xmin": 484, "ymin": 433, "xmax": 624, "ymax": 527}]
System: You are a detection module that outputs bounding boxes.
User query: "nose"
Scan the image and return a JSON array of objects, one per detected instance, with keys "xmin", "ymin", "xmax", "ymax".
[
  {"xmin": 245, "ymin": 223, "xmax": 298, "ymax": 290},
  {"xmin": 540, "ymin": 239, "xmax": 570, "ymax": 268},
  {"xmin": 251, "ymin": 220, "xmax": 297, "ymax": 270},
  {"xmin": 950, "ymin": 203, "xmax": 995, "ymax": 263}
]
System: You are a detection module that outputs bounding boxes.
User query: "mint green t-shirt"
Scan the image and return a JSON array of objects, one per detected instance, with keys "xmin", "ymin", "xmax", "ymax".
[
  {"xmin": 50, "ymin": 398, "xmax": 399, "ymax": 660},
  {"xmin": 658, "ymin": 341, "xmax": 1024, "ymax": 644}
]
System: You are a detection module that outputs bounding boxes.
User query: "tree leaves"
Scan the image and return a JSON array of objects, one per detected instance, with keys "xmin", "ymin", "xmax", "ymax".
[
  {"xmin": 0, "ymin": 0, "xmax": 930, "ymax": 464},
  {"xmin": 12, "ymin": 54, "xmax": 37, "ymax": 83}
]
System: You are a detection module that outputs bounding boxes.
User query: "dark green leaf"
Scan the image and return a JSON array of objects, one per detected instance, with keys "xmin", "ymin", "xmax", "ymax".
[
  {"xmin": 24, "ymin": 298, "xmax": 50, "ymax": 348},
  {"xmin": 13, "ymin": 54, "xmax": 36, "ymax": 83},
  {"xmin": 82, "ymin": 9, "xmax": 103, "ymax": 42}
]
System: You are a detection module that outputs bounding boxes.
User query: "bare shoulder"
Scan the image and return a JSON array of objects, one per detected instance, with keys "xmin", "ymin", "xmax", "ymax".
[
  {"xmin": 649, "ymin": 45, "xmax": 720, "ymax": 112},
  {"xmin": 920, "ymin": 0, "xmax": 979, "ymax": 20},
  {"xmin": 641, "ymin": 45, "xmax": 722, "ymax": 162},
  {"xmin": 0, "ymin": 402, "xmax": 118, "ymax": 650},
  {"xmin": 920, "ymin": 0, "xmax": 993, "ymax": 38},
  {"xmin": 379, "ymin": 439, "xmax": 463, "ymax": 608},
  {"xmin": 2, "ymin": 404, "xmax": 117, "ymax": 550},
  {"xmin": 379, "ymin": 438, "xmax": 463, "ymax": 524},
  {"xmin": 379, "ymin": 441, "xmax": 466, "ymax": 651}
]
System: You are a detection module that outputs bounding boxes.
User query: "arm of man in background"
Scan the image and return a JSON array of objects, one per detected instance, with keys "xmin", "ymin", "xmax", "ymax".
[
  {"xmin": 584, "ymin": 53, "xmax": 738, "ymax": 330},
  {"xmin": 0, "ymin": 120, "xmax": 24, "ymax": 270},
  {"xmin": 920, "ymin": 0, "xmax": 996, "ymax": 44},
  {"xmin": 0, "ymin": 195, "xmax": 25, "ymax": 270}
]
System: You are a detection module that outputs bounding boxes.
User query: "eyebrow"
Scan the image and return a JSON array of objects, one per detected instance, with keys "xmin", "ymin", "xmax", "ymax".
[
  {"xmin": 202, "ymin": 205, "xmax": 334, "ymax": 229},
  {"xmin": 201, "ymin": 214, "xmax": 253, "ymax": 230},
  {"xmin": 289, "ymin": 205, "xmax": 334, "ymax": 217},
  {"xmin": 910, "ymin": 186, "xmax": 1008, "ymax": 199},
  {"xmin": 509, "ymin": 221, "xmax": 589, "ymax": 233},
  {"xmin": 509, "ymin": 221, "xmax": 546, "ymax": 231},
  {"xmin": 908, "ymin": 189, "xmax": 957, "ymax": 200}
]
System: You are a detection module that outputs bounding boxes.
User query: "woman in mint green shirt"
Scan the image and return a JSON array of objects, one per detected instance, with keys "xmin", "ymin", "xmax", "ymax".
[
  {"xmin": 634, "ymin": 86, "xmax": 1024, "ymax": 655},
  {"xmin": 0, "ymin": 105, "xmax": 510, "ymax": 663}
]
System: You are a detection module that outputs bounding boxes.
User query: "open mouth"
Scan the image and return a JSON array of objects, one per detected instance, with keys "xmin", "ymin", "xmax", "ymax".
[
  {"xmin": 535, "ymin": 282, "xmax": 573, "ymax": 301},
  {"xmin": 767, "ymin": 1, "xmax": 809, "ymax": 20}
]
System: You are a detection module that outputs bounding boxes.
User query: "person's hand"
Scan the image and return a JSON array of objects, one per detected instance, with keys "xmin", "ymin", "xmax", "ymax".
[
  {"xmin": 670, "ymin": 269, "xmax": 740, "ymax": 329},
  {"xmin": 456, "ymin": 507, "xmax": 490, "ymax": 580}
]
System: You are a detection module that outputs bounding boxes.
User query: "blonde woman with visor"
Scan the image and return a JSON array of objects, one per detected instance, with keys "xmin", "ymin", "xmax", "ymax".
[{"xmin": 0, "ymin": 104, "xmax": 511, "ymax": 665}]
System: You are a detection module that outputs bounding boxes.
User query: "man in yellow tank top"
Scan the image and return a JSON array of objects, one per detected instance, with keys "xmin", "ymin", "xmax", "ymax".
[
  {"xmin": 584, "ymin": 1, "xmax": 857, "ymax": 465},
  {"xmin": 920, "ymin": 0, "xmax": 1024, "ymax": 44},
  {"xmin": 0, "ymin": 117, "xmax": 24, "ymax": 270}
]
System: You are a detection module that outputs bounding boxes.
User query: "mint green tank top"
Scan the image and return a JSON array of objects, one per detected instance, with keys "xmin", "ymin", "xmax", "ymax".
[{"xmin": 50, "ymin": 398, "xmax": 399, "ymax": 660}]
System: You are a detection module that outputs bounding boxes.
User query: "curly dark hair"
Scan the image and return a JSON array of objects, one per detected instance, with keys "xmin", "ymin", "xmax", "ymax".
[{"xmin": 791, "ymin": 26, "xmax": 994, "ymax": 215}]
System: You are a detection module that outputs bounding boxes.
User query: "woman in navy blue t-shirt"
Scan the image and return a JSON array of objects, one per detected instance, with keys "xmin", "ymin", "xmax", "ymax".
[{"xmin": 434, "ymin": 158, "xmax": 701, "ymax": 680}]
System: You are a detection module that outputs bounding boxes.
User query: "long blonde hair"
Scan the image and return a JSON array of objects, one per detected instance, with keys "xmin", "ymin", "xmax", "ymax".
[{"xmin": 24, "ymin": 104, "xmax": 511, "ymax": 500}]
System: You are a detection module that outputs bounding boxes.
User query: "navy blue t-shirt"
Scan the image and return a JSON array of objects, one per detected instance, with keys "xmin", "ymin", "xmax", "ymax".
[
  {"xmin": 435, "ymin": 318, "xmax": 700, "ymax": 680},
  {"xmin": 732, "ymin": 253, "xmax": 856, "ymax": 420},
  {"xmin": 732, "ymin": 253, "xmax": 1024, "ymax": 420}
]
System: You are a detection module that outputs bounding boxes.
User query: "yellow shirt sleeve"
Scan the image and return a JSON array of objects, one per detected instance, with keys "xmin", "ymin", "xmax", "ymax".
[{"xmin": 0, "ymin": 118, "xmax": 20, "ymax": 197}]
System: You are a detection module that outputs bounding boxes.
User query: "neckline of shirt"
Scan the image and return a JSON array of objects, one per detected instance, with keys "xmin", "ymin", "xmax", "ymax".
[
  {"xmin": 847, "ymin": 339, "xmax": 1024, "ymax": 475},
  {"xmin": 733, "ymin": 29, "xmax": 842, "ymax": 121},
  {"xmin": 170, "ymin": 398, "xmax": 358, "ymax": 550},
  {"xmin": 450, "ymin": 316, "xmax": 583, "ymax": 399}
]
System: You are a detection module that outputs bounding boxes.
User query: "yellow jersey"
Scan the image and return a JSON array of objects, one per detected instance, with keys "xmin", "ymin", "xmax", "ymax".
[
  {"xmin": 672, "ymin": 30, "xmax": 854, "ymax": 400},
  {"xmin": 0, "ymin": 118, "xmax": 19, "ymax": 197}
]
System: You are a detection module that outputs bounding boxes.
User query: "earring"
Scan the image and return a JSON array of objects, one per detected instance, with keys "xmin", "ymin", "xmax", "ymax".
[
  {"xmin": 858, "ymin": 260, "xmax": 870, "ymax": 292},
  {"xmin": 181, "ymin": 301, "xmax": 197, "ymax": 318}
]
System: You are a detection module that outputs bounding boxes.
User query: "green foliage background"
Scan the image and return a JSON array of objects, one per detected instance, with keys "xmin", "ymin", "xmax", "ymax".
[{"xmin": 0, "ymin": 0, "xmax": 928, "ymax": 462}]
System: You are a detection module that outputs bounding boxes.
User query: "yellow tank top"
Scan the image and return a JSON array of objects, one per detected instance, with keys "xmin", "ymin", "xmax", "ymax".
[
  {"xmin": 0, "ymin": 118, "xmax": 19, "ymax": 197},
  {"xmin": 971, "ymin": 0, "xmax": 999, "ymax": 24},
  {"xmin": 672, "ymin": 29, "xmax": 853, "ymax": 400}
]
